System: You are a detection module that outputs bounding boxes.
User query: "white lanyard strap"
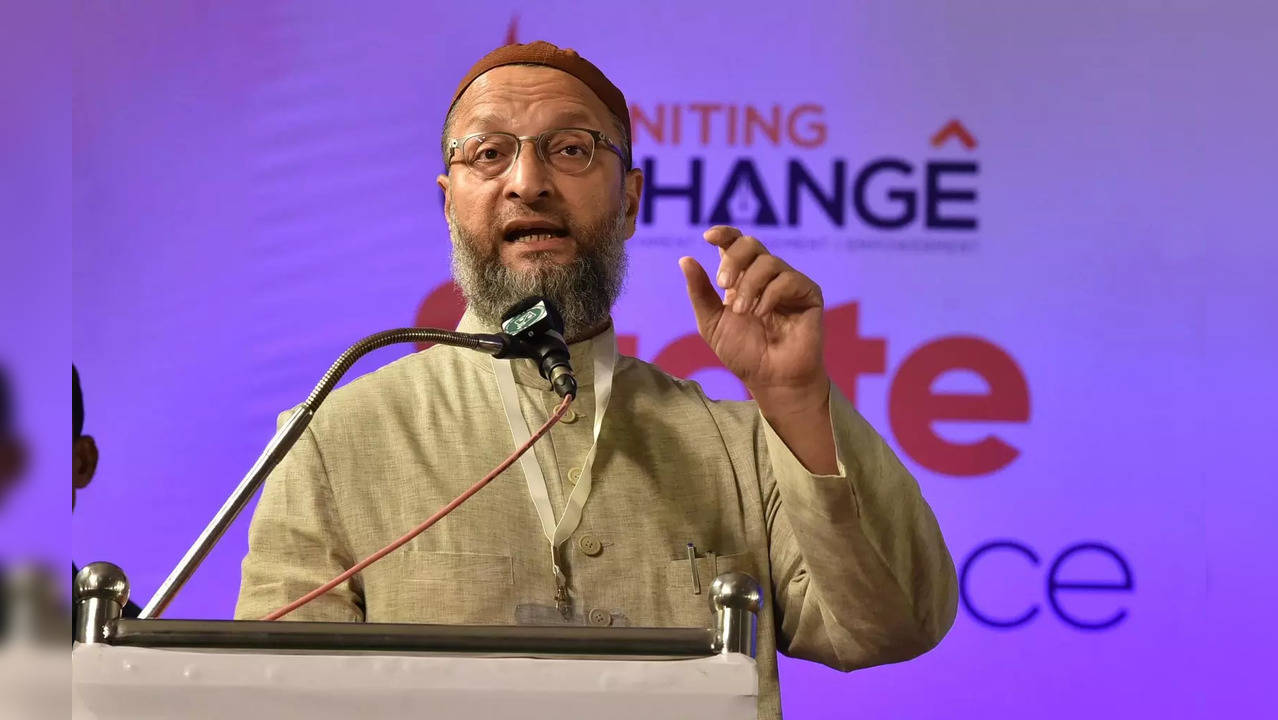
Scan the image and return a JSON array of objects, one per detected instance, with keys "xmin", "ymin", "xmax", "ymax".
[{"xmin": 492, "ymin": 327, "xmax": 616, "ymax": 613}]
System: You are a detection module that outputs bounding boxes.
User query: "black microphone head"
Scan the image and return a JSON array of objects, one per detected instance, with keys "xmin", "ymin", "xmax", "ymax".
[
  {"xmin": 500, "ymin": 297, "xmax": 577, "ymax": 398},
  {"xmin": 500, "ymin": 296, "xmax": 565, "ymax": 341}
]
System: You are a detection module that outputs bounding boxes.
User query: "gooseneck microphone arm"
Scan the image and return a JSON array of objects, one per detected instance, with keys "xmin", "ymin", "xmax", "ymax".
[{"xmin": 139, "ymin": 327, "xmax": 531, "ymax": 619}]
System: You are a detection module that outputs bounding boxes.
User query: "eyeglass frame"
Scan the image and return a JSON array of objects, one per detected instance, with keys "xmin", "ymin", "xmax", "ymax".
[{"xmin": 445, "ymin": 127, "xmax": 631, "ymax": 176}]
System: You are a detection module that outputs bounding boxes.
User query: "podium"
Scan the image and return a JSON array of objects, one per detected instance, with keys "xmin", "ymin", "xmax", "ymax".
[{"xmin": 72, "ymin": 563, "xmax": 763, "ymax": 719}]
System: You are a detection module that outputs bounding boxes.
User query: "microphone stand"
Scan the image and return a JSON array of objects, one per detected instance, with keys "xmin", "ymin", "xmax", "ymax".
[{"xmin": 139, "ymin": 327, "xmax": 526, "ymax": 619}]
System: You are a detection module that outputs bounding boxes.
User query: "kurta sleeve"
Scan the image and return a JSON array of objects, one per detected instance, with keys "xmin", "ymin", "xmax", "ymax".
[
  {"xmin": 234, "ymin": 413, "xmax": 364, "ymax": 622},
  {"xmin": 758, "ymin": 385, "xmax": 958, "ymax": 670}
]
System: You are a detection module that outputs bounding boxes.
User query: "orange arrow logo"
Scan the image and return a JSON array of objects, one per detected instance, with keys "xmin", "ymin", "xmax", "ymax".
[{"xmin": 931, "ymin": 119, "xmax": 977, "ymax": 150}]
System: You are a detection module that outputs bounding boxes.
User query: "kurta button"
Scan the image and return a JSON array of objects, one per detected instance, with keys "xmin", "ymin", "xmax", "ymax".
[
  {"xmin": 587, "ymin": 608, "xmax": 611, "ymax": 626},
  {"xmin": 567, "ymin": 467, "xmax": 582, "ymax": 483},
  {"xmin": 577, "ymin": 534, "xmax": 602, "ymax": 556}
]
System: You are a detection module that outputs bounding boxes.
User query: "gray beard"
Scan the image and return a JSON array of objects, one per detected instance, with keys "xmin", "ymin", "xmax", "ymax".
[{"xmin": 449, "ymin": 208, "xmax": 629, "ymax": 342}]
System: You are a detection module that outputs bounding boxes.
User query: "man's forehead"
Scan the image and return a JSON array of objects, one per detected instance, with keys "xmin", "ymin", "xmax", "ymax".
[{"xmin": 453, "ymin": 65, "xmax": 612, "ymax": 131}]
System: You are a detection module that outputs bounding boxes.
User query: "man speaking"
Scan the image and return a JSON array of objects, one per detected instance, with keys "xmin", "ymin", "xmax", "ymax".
[{"xmin": 236, "ymin": 41, "xmax": 958, "ymax": 718}]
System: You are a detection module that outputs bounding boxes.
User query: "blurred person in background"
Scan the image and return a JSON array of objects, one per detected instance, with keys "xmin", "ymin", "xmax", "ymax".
[
  {"xmin": 0, "ymin": 366, "xmax": 28, "ymax": 640},
  {"xmin": 0, "ymin": 366, "xmax": 63, "ymax": 648},
  {"xmin": 0, "ymin": 367, "xmax": 26, "ymax": 509}
]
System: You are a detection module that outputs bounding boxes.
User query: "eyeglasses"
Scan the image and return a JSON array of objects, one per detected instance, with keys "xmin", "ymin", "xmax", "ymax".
[{"xmin": 446, "ymin": 127, "xmax": 628, "ymax": 178}]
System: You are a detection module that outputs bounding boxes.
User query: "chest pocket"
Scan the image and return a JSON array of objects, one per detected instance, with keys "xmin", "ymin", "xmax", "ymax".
[
  {"xmin": 361, "ymin": 550, "xmax": 514, "ymax": 624},
  {"xmin": 661, "ymin": 551, "xmax": 758, "ymax": 628}
]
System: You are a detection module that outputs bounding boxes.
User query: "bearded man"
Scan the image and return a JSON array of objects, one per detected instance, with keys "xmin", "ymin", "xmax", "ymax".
[{"xmin": 236, "ymin": 41, "xmax": 958, "ymax": 718}]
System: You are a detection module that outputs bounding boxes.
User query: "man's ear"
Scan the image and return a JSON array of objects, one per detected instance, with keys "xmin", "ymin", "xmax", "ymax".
[
  {"xmin": 73, "ymin": 435, "xmax": 98, "ymax": 491},
  {"xmin": 622, "ymin": 166, "xmax": 643, "ymax": 240},
  {"xmin": 437, "ymin": 173, "xmax": 452, "ymax": 219}
]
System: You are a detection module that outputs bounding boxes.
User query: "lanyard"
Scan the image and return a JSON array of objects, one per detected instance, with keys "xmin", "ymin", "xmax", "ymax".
[{"xmin": 491, "ymin": 327, "xmax": 616, "ymax": 617}]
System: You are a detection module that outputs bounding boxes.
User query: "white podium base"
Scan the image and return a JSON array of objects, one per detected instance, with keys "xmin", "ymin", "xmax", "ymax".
[{"xmin": 72, "ymin": 644, "xmax": 758, "ymax": 719}]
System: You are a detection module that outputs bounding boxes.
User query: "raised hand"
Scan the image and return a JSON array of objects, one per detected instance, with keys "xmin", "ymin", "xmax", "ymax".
[
  {"xmin": 678, "ymin": 225, "xmax": 828, "ymax": 399},
  {"xmin": 677, "ymin": 226, "xmax": 837, "ymax": 472}
]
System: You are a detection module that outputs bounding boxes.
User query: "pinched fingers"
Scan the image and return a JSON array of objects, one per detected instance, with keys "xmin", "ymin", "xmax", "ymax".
[
  {"xmin": 728, "ymin": 254, "xmax": 788, "ymax": 314},
  {"xmin": 713, "ymin": 234, "xmax": 769, "ymax": 290},
  {"xmin": 703, "ymin": 225, "xmax": 821, "ymax": 317}
]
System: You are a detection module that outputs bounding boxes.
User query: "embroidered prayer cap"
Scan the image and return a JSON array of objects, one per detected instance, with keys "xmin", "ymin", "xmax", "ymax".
[{"xmin": 447, "ymin": 41, "xmax": 632, "ymax": 168}]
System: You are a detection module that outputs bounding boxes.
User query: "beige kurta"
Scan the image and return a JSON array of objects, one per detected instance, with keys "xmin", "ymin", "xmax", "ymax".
[{"xmin": 236, "ymin": 312, "xmax": 958, "ymax": 719}]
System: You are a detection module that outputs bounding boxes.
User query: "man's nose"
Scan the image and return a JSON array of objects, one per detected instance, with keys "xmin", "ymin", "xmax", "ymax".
[{"xmin": 504, "ymin": 141, "xmax": 553, "ymax": 203}]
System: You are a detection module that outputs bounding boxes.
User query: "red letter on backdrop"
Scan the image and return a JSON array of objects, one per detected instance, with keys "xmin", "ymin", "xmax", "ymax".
[
  {"xmin": 889, "ymin": 336, "xmax": 1029, "ymax": 476},
  {"xmin": 823, "ymin": 302, "xmax": 886, "ymax": 408},
  {"xmin": 414, "ymin": 282, "xmax": 467, "ymax": 350},
  {"xmin": 617, "ymin": 334, "xmax": 639, "ymax": 357}
]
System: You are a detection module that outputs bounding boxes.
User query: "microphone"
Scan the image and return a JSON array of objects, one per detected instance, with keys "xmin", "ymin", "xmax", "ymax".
[{"xmin": 500, "ymin": 297, "xmax": 577, "ymax": 399}]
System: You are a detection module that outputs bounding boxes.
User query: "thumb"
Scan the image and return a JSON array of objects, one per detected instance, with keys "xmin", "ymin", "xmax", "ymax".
[{"xmin": 679, "ymin": 256, "xmax": 723, "ymax": 336}]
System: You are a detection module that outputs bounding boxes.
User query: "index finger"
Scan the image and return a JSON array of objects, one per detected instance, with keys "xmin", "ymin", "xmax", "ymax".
[{"xmin": 702, "ymin": 225, "xmax": 743, "ymax": 249}]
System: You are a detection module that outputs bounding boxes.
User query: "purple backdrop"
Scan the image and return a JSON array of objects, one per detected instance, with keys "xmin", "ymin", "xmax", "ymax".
[{"xmin": 72, "ymin": 2, "xmax": 1277, "ymax": 717}]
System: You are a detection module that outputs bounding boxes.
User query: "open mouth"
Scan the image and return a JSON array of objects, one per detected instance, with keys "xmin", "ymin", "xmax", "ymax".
[{"xmin": 504, "ymin": 226, "xmax": 569, "ymax": 244}]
